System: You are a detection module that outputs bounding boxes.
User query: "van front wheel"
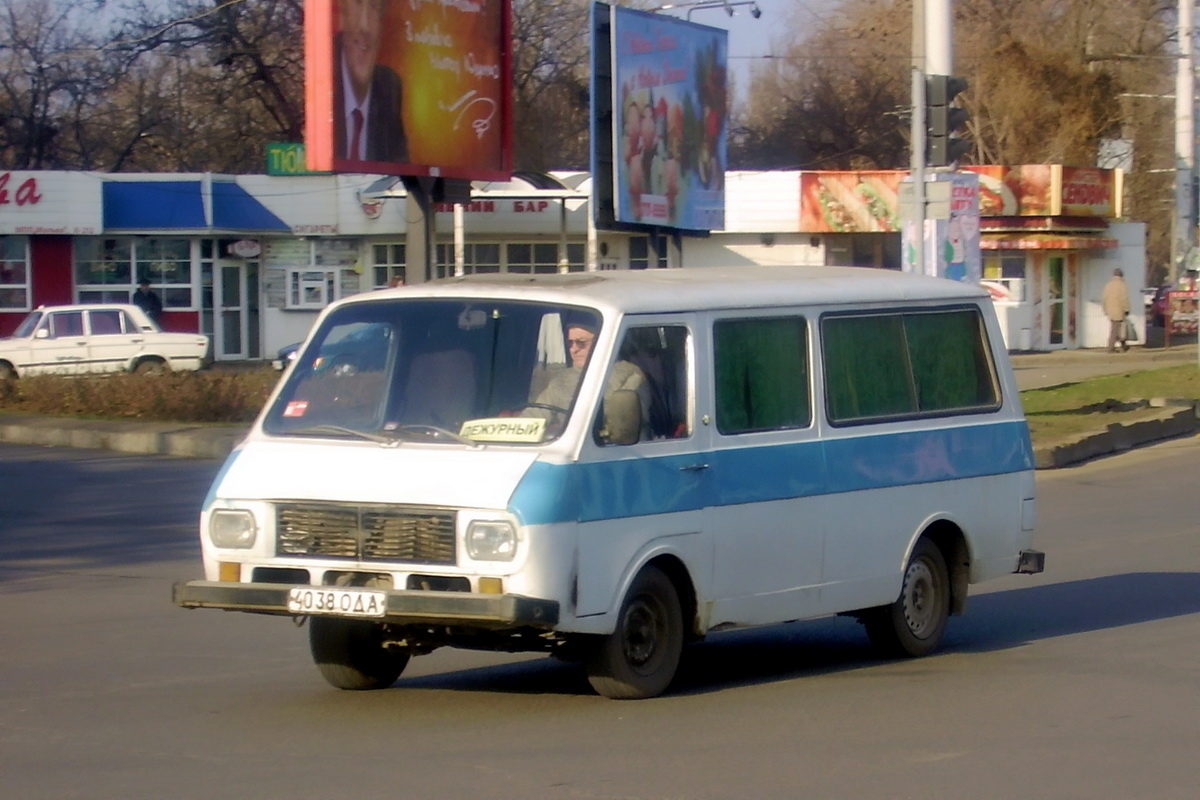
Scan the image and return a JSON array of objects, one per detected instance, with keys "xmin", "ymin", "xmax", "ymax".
[
  {"xmin": 863, "ymin": 538, "xmax": 950, "ymax": 658},
  {"xmin": 309, "ymin": 617, "xmax": 410, "ymax": 690},
  {"xmin": 585, "ymin": 566, "xmax": 683, "ymax": 699}
]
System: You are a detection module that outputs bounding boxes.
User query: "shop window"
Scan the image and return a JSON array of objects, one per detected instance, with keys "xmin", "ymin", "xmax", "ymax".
[
  {"xmin": 435, "ymin": 243, "xmax": 501, "ymax": 277},
  {"xmin": 287, "ymin": 268, "xmax": 337, "ymax": 309},
  {"xmin": 372, "ymin": 243, "xmax": 406, "ymax": 288},
  {"xmin": 75, "ymin": 237, "xmax": 195, "ymax": 308},
  {"xmin": 0, "ymin": 235, "xmax": 30, "ymax": 310},
  {"xmin": 506, "ymin": 242, "xmax": 560, "ymax": 274},
  {"xmin": 566, "ymin": 243, "xmax": 586, "ymax": 271},
  {"xmin": 629, "ymin": 235, "xmax": 667, "ymax": 269}
]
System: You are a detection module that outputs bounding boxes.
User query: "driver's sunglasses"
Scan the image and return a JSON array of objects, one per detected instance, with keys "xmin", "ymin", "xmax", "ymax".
[{"xmin": 568, "ymin": 337, "xmax": 594, "ymax": 349}]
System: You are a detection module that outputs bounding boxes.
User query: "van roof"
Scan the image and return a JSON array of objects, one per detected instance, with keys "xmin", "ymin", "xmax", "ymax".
[{"xmin": 369, "ymin": 266, "xmax": 988, "ymax": 315}]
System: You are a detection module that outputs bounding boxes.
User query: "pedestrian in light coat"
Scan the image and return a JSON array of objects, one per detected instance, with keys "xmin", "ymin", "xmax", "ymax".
[{"xmin": 1102, "ymin": 268, "xmax": 1131, "ymax": 352}]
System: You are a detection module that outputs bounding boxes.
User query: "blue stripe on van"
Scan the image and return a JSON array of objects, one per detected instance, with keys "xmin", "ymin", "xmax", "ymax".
[{"xmin": 508, "ymin": 420, "xmax": 1033, "ymax": 526}]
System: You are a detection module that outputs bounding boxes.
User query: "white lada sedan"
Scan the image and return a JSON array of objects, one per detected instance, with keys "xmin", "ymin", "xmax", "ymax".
[{"xmin": 0, "ymin": 304, "xmax": 210, "ymax": 379}]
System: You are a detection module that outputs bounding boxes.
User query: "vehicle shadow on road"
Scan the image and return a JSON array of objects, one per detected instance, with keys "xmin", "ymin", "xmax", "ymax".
[{"xmin": 388, "ymin": 572, "xmax": 1200, "ymax": 698}]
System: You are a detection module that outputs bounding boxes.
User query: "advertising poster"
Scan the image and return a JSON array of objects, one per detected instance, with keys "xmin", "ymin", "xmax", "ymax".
[
  {"xmin": 799, "ymin": 171, "xmax": 904, "ymax": 232},
  {"xmin": 901, "ymin": 172, "xmax": 980, "ymax": 282},
  {"xmin": 611, "ymin": 6, "xmax": 726, "ymax": 231},
  {"xmin": 963, "ymin": 165, "xmax": 1118, "ymax": 218},
  {"xmin": 305, "ymin": 0, "xmax": 512, "ymax": 180}
]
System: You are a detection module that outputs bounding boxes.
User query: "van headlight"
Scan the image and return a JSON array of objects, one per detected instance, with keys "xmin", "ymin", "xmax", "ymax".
[
  {"xmin": 466, "ymin": 520, "xmax": 517, "ymax": 561},
  {"xmin": 209, "ymin": 509, "xmax": 257, "ymax": 549}
]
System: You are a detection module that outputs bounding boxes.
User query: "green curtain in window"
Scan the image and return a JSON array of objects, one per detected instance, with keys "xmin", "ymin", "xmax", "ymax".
[{"xmin": 715, "ymin": 318, "xmax": 809, "ymax": 434}]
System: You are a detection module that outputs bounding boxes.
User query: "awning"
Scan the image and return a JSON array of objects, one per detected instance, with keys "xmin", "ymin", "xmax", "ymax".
[
  {"xmin": 104, "ymin": 181, "xmax": 205, "ymax": 229},
  {"xmin": 103, "ymin": 180, "xmax": 289, "ymax": 232},
  {"xmin": 210, "ymin": 183, "xmax": 289, "ymax": 231},
  {"xmin": 981, "ymin": 233, "xmax": 1119, "ymax": 250}
]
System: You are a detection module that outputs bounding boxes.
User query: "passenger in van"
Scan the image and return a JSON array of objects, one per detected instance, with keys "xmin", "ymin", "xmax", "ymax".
[{"xmin": 526, "ymin": 319, "xmax": 649, "ymax": 439}]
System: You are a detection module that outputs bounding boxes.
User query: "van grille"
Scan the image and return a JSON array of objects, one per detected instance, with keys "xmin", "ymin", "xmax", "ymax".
[{"xmin": 275, "ymin": 503, "xmax": 457, "ymax": 565}]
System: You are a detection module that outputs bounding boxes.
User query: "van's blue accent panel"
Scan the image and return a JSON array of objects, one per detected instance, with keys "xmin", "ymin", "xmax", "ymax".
[
  {"xmin": 508, "ymin": 420, "xmax": 1033, "ymax": 526},
  {"xmin": 709, "ymin": 438, "xmax": 827, "ymax": 505},
  {"xmin": 823, "ymin": 421, "xmax": 1034, "ymax": 494},
  {"xmin": 509, "ymin": 453, "xmax": 708, "ymax": 525}
]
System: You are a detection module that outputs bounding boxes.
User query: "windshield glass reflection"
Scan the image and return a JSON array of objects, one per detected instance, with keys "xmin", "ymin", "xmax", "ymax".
[{"xmin": 263, "ymin": 298, "xmax": 603, "ymax": 445}]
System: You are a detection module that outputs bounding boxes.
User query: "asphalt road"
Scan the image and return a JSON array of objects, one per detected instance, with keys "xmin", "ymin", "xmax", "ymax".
[{"xmin": 1, "ymin": 440, "xmax": 1198, "ymax": 799}]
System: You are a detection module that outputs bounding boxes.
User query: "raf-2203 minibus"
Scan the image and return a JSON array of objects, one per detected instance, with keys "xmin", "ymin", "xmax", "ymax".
[{"xmin": 174, "ymin": 266, "xmax": 1044, "ymax": 699}]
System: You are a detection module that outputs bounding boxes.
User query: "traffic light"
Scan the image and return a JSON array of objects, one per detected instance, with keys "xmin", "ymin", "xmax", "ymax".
[{"xmin": 926, "ymin": 75, "xmax": 970, "ymax": 168}]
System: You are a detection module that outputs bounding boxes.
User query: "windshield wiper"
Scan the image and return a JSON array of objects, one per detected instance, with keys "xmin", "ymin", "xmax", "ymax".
[
  {"xmin": 392, "ymin": 424, "xmax": 479, "ymax": 447},
  {"xmin": 286, "ymin": 425, "xmax": 402, "ymax": 446}
]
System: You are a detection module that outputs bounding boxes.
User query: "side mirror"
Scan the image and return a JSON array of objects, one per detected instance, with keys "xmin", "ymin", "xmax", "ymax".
[
  {"xmin": 34, "ymin": 329, "xmax": 50, "ymax": 340},
  {"xmin": 600, "ymin": 389, "xmax": 642, "ymax": 446}
]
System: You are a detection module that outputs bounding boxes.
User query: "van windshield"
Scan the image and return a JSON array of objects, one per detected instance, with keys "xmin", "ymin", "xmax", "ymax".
[{"xmin": 262, "ymin": 298, "xmax": 603, "ymax": 445}]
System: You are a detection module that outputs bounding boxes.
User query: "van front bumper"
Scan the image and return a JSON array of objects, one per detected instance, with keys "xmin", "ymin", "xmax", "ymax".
[{"xmin": 173, "ymin": 581, "xmax": 560, "ymax": 629}]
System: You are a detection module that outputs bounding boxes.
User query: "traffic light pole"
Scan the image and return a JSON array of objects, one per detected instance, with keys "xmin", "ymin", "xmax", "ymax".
[{"xmin": 910, "ymin": 66, "xmax": 926, "ymax": 275}]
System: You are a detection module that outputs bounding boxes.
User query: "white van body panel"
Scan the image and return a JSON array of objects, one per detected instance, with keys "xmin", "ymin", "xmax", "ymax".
[
  {"xmin": 210, "ymin": 439, "xmax": 540, "ymax": 510},
  {"xmin": 178, "ymin": 266, "xmax": 1042, "ymax": 691}
]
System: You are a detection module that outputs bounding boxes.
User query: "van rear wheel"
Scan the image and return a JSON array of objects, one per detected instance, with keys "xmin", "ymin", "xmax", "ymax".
[
  {"xmin": 309, "ymin": 617, "xmax": 409, "ymax": 690},
  {"xmin": 585, "ymin": 566, "xmax": 683, "ymax": 699},
  {"xmin": 863, "ymin": 538, "xmax": 950, "ymax": 658}
]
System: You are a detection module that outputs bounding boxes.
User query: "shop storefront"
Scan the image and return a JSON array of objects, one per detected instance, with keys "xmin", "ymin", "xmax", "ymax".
[{"xmin": 2, "ymin": 166, "xmax": 1146, "ymax": 359}]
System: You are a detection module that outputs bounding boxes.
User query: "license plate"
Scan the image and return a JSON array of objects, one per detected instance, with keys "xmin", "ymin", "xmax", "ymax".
[{"xmin": 286, "ymin": 587, "xmax": 388, "ymax": 618}]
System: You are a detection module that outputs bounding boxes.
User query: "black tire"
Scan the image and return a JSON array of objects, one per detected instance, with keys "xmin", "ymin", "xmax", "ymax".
[
  {"xmin": 134, "ymin": 359, "xmax": 168, "ymax": 376},
  {"xmin": 863, "ymin": 538, "xmax": 950, "ymax": 658},
  {"xmin": 585, "ymin": 566, "xmax": 683, "ymax": 699},
  {"xmin": 0, "ymin": 362, "xmax": 15, "ymax": 381},
  {"xmin": 309, "ymin": 617, "xmax": 410, "ymax": 690}
]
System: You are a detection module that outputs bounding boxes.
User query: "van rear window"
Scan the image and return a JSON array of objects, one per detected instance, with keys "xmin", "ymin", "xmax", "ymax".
[{"xmin": 822, "ymin": 307, "xmax": 999, "ymax": 425}]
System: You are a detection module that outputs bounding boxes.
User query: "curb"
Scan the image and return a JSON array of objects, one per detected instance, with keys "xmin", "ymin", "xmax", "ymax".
[
  {"xmin": 0, "ymin": 416, "xmax": 249, "ymax": 460},
  {"xmin": 2, "ymin": 408, "xmax": 1197, "ymax": 468},
  {"xmin": 1032, "ymin": 403, "xmax": 1198, "ymax": 468}
]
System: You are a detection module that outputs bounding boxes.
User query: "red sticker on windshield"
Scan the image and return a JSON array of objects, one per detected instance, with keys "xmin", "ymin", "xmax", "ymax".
[{"xmin": 283, "ymin": 400, "xmax": 309, "ymax": 418}]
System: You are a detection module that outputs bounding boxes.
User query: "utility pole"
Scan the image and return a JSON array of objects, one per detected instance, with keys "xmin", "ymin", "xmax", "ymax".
[
  {"xmin": 908, "ymin": 0, "xmax": 925, "ymax": 276},
  {"xmin": 1173, "ymin": 0, "xmax": 1196, "ymax": 285}
]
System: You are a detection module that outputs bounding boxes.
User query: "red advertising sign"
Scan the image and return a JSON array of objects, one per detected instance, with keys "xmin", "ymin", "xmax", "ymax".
[
  {"xmin": 305, "ymin": 0, "xmax": 513, "ymax": 180},
  {"xmin": 963, "ymin": 165, "xmax": 1118, "ymax": 218}
]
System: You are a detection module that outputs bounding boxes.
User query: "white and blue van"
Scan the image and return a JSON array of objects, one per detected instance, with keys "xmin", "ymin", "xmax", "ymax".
[{"xmin": 175, "ymin": 266, "xmax": 1044, "ymax": 699}]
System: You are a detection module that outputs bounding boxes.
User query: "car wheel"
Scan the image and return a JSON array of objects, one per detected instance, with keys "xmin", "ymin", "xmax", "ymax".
[
  {"xmin": 863, "ymin": 538, "xmax": 950, "ymax": 658},
  {"xmin": 134, "ymin": 359, "xmax": 169, "ymax": 376},
  {"xmin": 585, "ymin": 565, "xmax": 683, "ymax": 699},
  {"xmin": 0, "ymin": 362, "xmax": 15, "ymax": 381},
  {"xmin": 309, "ymin": 617, "xmax": 410, "ymax": 690}
]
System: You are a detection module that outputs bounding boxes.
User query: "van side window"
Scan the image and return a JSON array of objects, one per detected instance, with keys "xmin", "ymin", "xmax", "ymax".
[
  {"xmin": 714, "ymin": 316, "xmax": 810, "ymax": 434},
  {"xmin": 822, "ymin": 307, "xmax": 999, "ymax": 425},
  {"xmin": 596, "ymin": 325, "xmax": 690, "ymax": 445}
]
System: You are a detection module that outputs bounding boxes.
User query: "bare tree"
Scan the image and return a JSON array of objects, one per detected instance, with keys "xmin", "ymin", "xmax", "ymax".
[
  {"xmin": 733, "ymin": 0, "xmax": 911, "ymax": 170},
  {"xmin": 0, "ymin": 0, "xmax": 117, "ymax": 168}
]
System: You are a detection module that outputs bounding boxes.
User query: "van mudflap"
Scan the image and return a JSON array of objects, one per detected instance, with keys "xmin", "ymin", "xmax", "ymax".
[{"xmin": 1015, "ymin": 549, "xmax": 1046, "ymax": 574}]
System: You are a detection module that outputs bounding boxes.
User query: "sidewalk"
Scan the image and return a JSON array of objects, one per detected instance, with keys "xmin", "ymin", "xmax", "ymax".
[
  {"xmin": 1011, "ymin": 340, "xmax": 1198, "ymax": 390},
  {"xmin": 1, "ymin": 341, "xmax": 1198, "ymax": 467}
]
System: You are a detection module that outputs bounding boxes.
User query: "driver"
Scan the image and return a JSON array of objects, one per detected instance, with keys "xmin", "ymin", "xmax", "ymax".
[{"xmin": 526, "ymin": 319, "xmax": 647, "ymax": 434}]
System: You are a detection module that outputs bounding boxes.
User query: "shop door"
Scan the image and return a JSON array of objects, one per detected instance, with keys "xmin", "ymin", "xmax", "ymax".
[
  {"xmin": 213, "ymin": 260, "xmax": 249, "ymax": 360},
  {"xmin": 1045, "ymin": 256, "xmax": 1067, "ymax": 348}
]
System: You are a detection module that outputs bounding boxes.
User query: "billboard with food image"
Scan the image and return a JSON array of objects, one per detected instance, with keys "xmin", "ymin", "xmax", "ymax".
[
  {"xmin": 799, "ymin": 171, "xmax": 904, "ymax": 233},
  {"xmin": 963, "ymin": 165, "xmax": 1118, "ymax": 218},
  {"xmin": 609, "ymin": 6, "xmax": 727, "ymax": 231}
]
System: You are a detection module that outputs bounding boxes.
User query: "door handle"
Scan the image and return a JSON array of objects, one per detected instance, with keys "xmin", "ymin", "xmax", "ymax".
[{"xmin": 679, "ymin": 463, "xmax": 709, "ymax": 472}]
